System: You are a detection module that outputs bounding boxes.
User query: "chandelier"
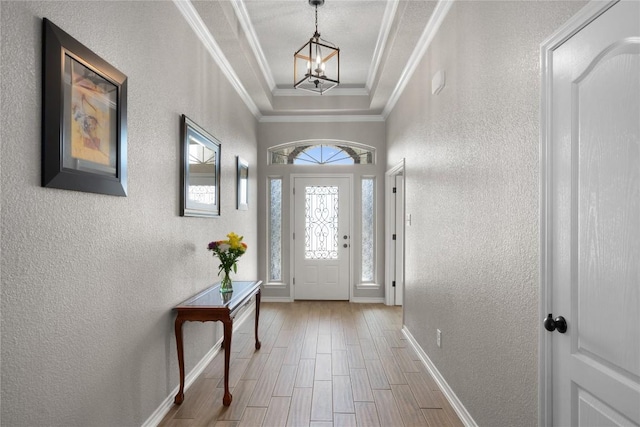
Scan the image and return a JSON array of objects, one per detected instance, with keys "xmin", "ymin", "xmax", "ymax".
[{"xmin": 294, "ymin": 0, "xmax": 340, "ymax": 95}]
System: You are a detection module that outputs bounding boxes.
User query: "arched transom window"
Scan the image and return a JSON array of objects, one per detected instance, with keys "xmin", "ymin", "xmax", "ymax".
[{"xmin": 269, "ymin": 141, "xmax": 375, "ymax": 165}]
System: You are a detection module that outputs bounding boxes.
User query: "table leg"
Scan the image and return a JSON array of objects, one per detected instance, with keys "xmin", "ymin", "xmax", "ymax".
[
  {"xmin": 255, "ymin": 289, "xmax": 262, "ymax": 350},
  {"xmin": 222, "ymin": 318, "xmax": 233, "ymax": 406},
  {"xmin": 174, "ymin": 318, "xmax": 185, "ymax": 405}
]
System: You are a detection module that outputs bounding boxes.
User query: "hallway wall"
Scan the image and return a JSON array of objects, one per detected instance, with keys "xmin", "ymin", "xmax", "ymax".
[
  {"xmin": 0, "ymin": 2, "xmax": 257, "ymax": 425},
  {"xmin": 386, "ymin": 1, "xmax": 585, "ymax": 426}
]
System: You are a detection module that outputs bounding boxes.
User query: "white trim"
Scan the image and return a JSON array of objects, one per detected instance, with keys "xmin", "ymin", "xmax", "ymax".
[
  {"xmin": 273, "ymin": 87, "xmax": 369, "ymax": 97},
  {"xmin": 231, "ymin": 0, "xmax": 277, "ymax": 91},
  {"xmin": 384, "ymin": 159, "xmax": 405, "ymax": 306},
  {"xmin": 175, "ymin": 0, "xmax": 454, "ymax": 123},
  {"xmin": 356, "ymin": 283, "xmax": 382, "ymax": 290},
  {"xmin": 382, "ymin": 0, "xmax": 454, "ymax": 119},
  {"xmin": 260, "ymin": 115, "xmax": 385, "ymax": 123},
  {"xmin": 402, "ymin": 326, "xmax": 478, "ymax": 427},
  {"xmin": 142, "ymin": 301, "xmax": 256, "ymax": 427},
  {"xmin": 366, "ymin": 0, "xmax": 400, "ymax": 92},
  {"xmin": 264, "ymin": 282, "xmax": 287, "ymax": 289},
  {"xmin": 538, "ymin": 2, "xmax": 618, "ymax": 426},
  {"xmin": 350, "ymin": 297, "xmax": 385, "ymax": 304},
  {"xmin": 173, "ymin": 0, "xmax": 261, "ymax": 119},
  {"xmin": 261, "ymin": 296, "xmax": 294, "ymax": 303}
]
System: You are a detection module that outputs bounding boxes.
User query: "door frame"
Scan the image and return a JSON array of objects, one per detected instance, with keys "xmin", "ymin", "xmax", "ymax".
[
  {"xmin": 290, "ymin": 173, "xmax": 354, "ymax": 301},
  {"xmin": 394, "ymin": 175, "xmax": 405, "ymax": 306},
  {"xmin": 385, "ymin": 159, "xmax": 405, "ymax": 306},
  {"xmin": 539, "ymin": 2, "xmax": 619, "ymax": 425}
]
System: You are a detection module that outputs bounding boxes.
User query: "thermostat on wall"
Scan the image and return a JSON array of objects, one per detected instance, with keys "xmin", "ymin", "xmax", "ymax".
[{"xmin": 432, "ymin": 70, "xmax": 445, "ymax": 95}]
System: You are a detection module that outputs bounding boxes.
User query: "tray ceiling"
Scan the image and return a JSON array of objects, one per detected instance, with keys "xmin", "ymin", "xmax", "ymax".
[{"xmin": 184, "ymin": 0, "xmax": 442, "ymax": 120}]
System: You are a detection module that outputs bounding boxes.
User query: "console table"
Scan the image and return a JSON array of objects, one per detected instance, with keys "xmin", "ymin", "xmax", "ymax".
[{"xmin": 173, "ymin": 280, "xmax": 262, "ymax": 407}]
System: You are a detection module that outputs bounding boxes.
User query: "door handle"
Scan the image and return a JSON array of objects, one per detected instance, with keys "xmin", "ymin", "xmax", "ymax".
[{"xmin": 543, "ymin": 313, "xmax": 567, "ymax": 333}]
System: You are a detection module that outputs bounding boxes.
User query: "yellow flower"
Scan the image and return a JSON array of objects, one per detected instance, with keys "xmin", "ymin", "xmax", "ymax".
[{"xmin": 227, "ymin": 232, "xmax": 243, "ymax": 250}]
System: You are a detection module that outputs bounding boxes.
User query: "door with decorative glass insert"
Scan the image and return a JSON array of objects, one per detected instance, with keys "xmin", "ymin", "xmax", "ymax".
[{"xmin": 293, "ymin": 176, "xmax": 350, "ymax": 300}]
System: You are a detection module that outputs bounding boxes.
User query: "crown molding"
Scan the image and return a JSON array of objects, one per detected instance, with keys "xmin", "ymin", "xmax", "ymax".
[
  {"xmin": 382, "ymin": 0, "xmax": 454, "ymax": 118},
  {"xmin": 175, "ymin": 0, "xmax": 453, "ymax": 124},
  {"xmin": 260, "ymin": 114, "xmax": 385, "ymax": 123},
  {"xmin": 272, "ymin": 87, "xmax": 370, "ymax": 97},
  {"xmin": 366, "ymin": 0, "xmax": 399, "ymax": 92},
  {"xmin": 173, "ymin": 0, "xmax": 262, "ymax": 119},
  {"xmin": 232, "ymin": 0, "xmax": 391, "ymax": 99},
  {"xmin": 231, "ymin": 0, "xmax": 277, "ymax": 91}
]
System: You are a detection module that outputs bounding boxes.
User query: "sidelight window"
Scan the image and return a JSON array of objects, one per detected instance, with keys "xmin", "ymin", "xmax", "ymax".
[{"xmin": 268, "ymin": 177, "xmax": 282, "ymax": 282}]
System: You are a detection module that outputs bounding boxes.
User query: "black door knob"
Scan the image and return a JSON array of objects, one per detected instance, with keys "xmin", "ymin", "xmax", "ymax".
[{"xmin": 543, "ymin": 313, "xmax": 567, "ymax": 333}]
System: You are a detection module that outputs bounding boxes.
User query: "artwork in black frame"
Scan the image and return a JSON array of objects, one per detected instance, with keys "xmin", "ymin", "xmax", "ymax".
[
  {"xmin": 237, "ymin": 157, "xmax": 249, "ymax": 211},
  {"xmin": 180, "ymin": 115, "xmax": 221, "ymax": 217},
  {"xmin": 41, "ymin": 18, "xmax": 128, "ymax": 196}
]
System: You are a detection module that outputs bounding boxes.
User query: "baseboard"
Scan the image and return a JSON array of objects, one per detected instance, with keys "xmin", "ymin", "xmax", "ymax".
[
  {"xmin": 261, "ymin": 297, "xmax": 385, "ymax": 303},
  {"xmin": 402, "ymin": 326, "xmax": 478, "ymax": 427},
  {"xmin": 261, "ymin": 296, "xmax": 293, "ymax": 303},
  {"xmin": 350, "ymin": 297, "xmax": 385, "ymax": 303},
  {"xmin": 142, "ymin": 302, "xmax": 256, "ymax": 427}
]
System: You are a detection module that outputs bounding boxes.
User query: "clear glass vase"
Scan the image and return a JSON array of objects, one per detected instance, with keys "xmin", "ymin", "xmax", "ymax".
[{"xmin": 220, "ymin": 270, "xmax": 233, "ymax": 293}]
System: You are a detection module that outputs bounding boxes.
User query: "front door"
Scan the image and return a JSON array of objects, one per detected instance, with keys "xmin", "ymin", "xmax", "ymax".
[
  {"xmin": 293, "ymin": 176, "xmax": 351, "ymax": 300},
  {"xmin": 544, "ymin": 1, "xmax": 639, "ymax": 425}
]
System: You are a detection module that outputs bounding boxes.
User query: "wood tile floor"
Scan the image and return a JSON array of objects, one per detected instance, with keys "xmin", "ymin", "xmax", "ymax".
[{"xmin": 159, "ymin": 301, "xmax": 464, "ymax": 427}]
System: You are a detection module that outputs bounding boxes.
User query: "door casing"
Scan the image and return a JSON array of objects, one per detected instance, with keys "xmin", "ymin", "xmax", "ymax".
[{"xmin": 385, "ymin": 159, "xmax": 405, "ymax": 306}]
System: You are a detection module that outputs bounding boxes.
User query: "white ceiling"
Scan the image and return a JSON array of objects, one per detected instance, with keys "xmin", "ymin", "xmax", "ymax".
[
  {"xmin": 184, "ymin": 0, "xmax": 441, "ymax": 120},
  {"xmin": 244, "ymin": 0, "xmax": 389, "ymax": 88}
]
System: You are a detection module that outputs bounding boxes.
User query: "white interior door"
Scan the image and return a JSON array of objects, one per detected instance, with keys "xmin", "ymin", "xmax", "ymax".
[
  {"xmin": 545, "ymin": 1, "xmax": 640, "ymax": 425},
  {"xmin": 394, "ymin": 175, "xmax": 404, "ymax": 306},
  {"xmin": 293, "ymin": 176, "xmax": 350, "ymax": 300}
]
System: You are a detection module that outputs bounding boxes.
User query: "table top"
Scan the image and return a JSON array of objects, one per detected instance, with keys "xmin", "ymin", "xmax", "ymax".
[{"xmin": 175, "ymin": 280, "xmax": 262, "ymax": 311}]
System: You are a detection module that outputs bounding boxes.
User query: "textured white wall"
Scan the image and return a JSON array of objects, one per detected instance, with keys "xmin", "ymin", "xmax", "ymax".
[
  {"xmin": 386, "ymin": 2, "xmax": 585, "ymax": 426},
  {"xmin": 257, "ymin": 121, "xmax": 387, "ymax": 300},
  {"xmin": 0, "ymin": 2, "xmax": 257, "ymax": 425}
]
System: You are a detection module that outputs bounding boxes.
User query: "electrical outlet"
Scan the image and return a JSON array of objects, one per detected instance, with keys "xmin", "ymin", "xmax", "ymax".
[{"xmin": 437, "ymin": 329, "xmax": 442, "ymax": 348}]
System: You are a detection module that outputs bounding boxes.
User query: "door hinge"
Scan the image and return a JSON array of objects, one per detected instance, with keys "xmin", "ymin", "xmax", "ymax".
[
  {"xmin": 293, "ymin": 277, "xmax": 295, "ymax": 285},
  {"xmin": 392, "ymin": 234, "xmax": 396, "ymax": 240},
  {"xmin": 293, "ymin": 187, "xmax": 295, "ymax": 195},
  {"xmin": 393, "ymin": 187, "xmax": 396, "ymax": 193},
  {"xmin": 293, "ymin": 232, "xmax": 295, "ymax": 240},
  {"xmin": 392, "ymin": 281, "xmax": 396, "ymax": 288}
]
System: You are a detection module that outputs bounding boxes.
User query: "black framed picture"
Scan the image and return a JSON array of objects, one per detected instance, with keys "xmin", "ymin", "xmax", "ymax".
[
  {"xmin": 41, "ymin": 18, "xmax": 128, "ymax": 196},
  {"xmin": 237, "ymin": 156, "xmax": 249, "ymax": 211},
  {"xmin": 180, "ymin": 115, "xmax": 221, "ymax": 217}
]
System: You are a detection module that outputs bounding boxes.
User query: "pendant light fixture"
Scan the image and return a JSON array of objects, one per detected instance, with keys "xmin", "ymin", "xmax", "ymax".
[{"xmin": 294, "ymin": 0, "xmax": 340, "ymax": 95}]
